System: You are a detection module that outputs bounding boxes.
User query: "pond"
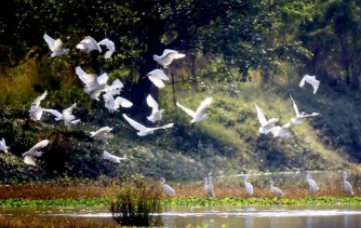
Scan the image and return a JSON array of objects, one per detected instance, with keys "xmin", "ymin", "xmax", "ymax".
[{"xmin": 2, "ymin": 204, "xmax": 361, "ymax": 228}]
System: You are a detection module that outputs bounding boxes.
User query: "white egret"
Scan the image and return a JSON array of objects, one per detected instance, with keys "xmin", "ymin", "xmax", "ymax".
[
  {"xmin": 290, "ymin": 95, "xmax": 319, "ymax": 124},
  {"xmin": 90, "ymin": 126, "xmax": 113, "ymax": 141},
  {"xmin": 254, "ymin": 104, "xmax": 279, "ymax": 134},
  {"xmin": 267, "ymin": 123, "xmax": 292, "ymax": 138},
  {"xmin": 0, "ymin": 138, "xmax": 9, "ymax": 153},
  {"xmin": 299, "ymin": 74, "xmax": 320, "ymax": 94},
  {"xmin": 146, "ymin": 94, "xmax": 164, "ymax": 122},
  {"xmin": 161, "ymin": 177, "xmax": 176, "ymax": 196},
  {"xmin": 204, "ymin": 172, "xmax": 215, "ymax": 197},
  {"xmin": 29, "ymin": 90, "xmax": 48, "ymax": 121},
  {"xmin": 22, "ymin": 139, "xmax": 49, "ymax": 166},
  {"xmin": 244, "ymin": 175, "xmax": 254, "ymax": 195},
  {"xmin": 75, "ymin": 66, "xmax": 109, "ymax": 94},
  {"xmin": 102, "ymin": 151, "xmax": 127, "ymax": 163},
  {"xmin": 176, "ymin": 97, "xmax": 212, "ymax": 125},
  {"xmin": 122, "ymin": 114, "xmax": 174, "ymax": 136},
  {"xmin": 270, "ymin": 179, "xmax": 284, "ymax": 197},
  {"xmin": 42, "ymin": 103, "xmax": 77, "ymax": 126},
  {"xmin": 341, "ymin": 171, "xmax": 353, "ymax": 196},
  {"xmin": 90, "ymin": 79, "xmax": 124, "ymax": 101},
  {"xmin": 43, "ymin": 34, "xmax": 69, "ymax": 58},
  {"xmin": 147, "ymin": 69, "xmax": 169, "ymax": 89},
  {"xmin": 76, "ymin": 36, "xmax": 101, "ymax": 52},
  {"xmin": 103, "ymin": 93, "xmax": 133, "ymax": 112},
  {"xmin": 98, "ymin": 38, "xmax": 115, "ymax": 59},
  {"xmin": 153, "ymin": 49, "xmax": 185, "ymax": 68},
  {"xmin": 304, "ymin": 171, "xmax": 319, "ymax": 193}
]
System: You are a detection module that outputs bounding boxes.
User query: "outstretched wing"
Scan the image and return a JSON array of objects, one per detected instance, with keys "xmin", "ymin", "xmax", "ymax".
[
  {"xmin": 176, "ymin": 102, "xmax": 196, "ymax": 118},
  {"xmin": 147, "ymin": 69, "xmax": 169, "ymax": 80},
  {"xmin": 146, "ymin": 94, "xmax": 159, "ymax": 112},
  {"xmin": 148, "ymin": 75, "xmax": 165, "ymax": 89},
  {"xmin": 254, "ymin": 104, "xmax": 267, "ymax": 126},
  {"xmin": 195, "ymin": 97, "xmax": 212, "ymax": 116},
  {"xmin": 32, "ymin": 90, "xmax": 48, "ymax": 107},
  {"xmin": 122, "ymin": 114, "xmax": 147, "ymax": 132},
  {"xmin": 62, "ymin": 103, "xmax": 77, "ymax": 117},
  {"xmin": 43, "ymin": 34, "xmax": 55, "ymax": 52},
  {"xmin": 42, "ymin": 108, "xmax": 63, "ymax": 119},
  {"xmin": 114, "ymin": 96, "xmax": 133, "ymax": 108},
  {"xmin": 24, "ymin": 155, "xmax": 37, "ymax": 166},
  {"xmin": 28, "ymin": 139, "xmax": 50, "ymax": 153},
  {"xmin": 290, "ymin": 95, "xmax": 300, "ymax": 117}
]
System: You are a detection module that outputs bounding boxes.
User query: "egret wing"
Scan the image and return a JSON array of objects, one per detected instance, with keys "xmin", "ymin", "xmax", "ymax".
[
  {"xmin": 255, "ymin": 104, "xmax": 268, "ymax": 126},
  {"xmin": 147, "ymin": 69, "xmax": 169, "ymax": 80},
  {"xmin": 96, "ymin": 73, "xmax": 109, "ymax": 85},
  {"xmin": 195, "ymin": 97, "xmax": 212, "ymax": 116},
  {"xmin": 290, "ymin": 95, "xmax": 300, "ymax": 116},
  {"xmin": 53, "ymin": 39, "xmax": 64, "ymax": 51},
  {"xmin": 148, "ymin": 75, "xmax": 165, "ymax": 88},
  {"xmin": 24, "ymin": 155, "xmax": 37, "ymax": 166},
  {"xmin": 32, "ymin": 90, "xmax": 48, "ymax": 107},
  {"xmin": 43, "ymin": 34, "xmax": 55, "ymax": 52},
  {"xmin": 122, "ymin": 114, "xmax": 148, "ymax": 132},
  {"xmin": 176, "ymin": 102, "xmax": 196, "ymax": 118},
  {"xmin": 146, "ymin": 94, "xmax": 159, "ymax": 111},
  {"xmin": 42, "ymin": 108, "xmax": 63, "ymax": 119},
  {"xmin": 115, "ymin": 96, "xmax": 133, "ymax": 108}
]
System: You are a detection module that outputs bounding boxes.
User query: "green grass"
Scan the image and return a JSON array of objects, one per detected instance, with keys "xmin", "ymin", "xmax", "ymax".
[{"xmin": 1, "ymin": 196, "xmax": 360, "ymax": 208}]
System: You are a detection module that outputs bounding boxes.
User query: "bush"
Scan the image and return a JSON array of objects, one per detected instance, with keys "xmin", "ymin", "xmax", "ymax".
[{"xmin": 109, "ymin": 177, "xmax": 163, "ymax": 226}]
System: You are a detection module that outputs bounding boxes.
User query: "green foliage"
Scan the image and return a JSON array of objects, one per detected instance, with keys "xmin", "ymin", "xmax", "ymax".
[{"xmin": 109, "ymin": 177, "xmax": 163, "ymax": 227}]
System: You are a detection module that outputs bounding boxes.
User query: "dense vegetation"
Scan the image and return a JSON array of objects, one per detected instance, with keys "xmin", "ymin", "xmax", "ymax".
[{"xmin": 1, "ymin": 0, "xmax": 361, "ymax": 182}]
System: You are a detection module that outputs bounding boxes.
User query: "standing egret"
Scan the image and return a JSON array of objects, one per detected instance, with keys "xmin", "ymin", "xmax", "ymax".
[
  {"xmin": 341, "ymin": 171, "xmax": 353, "ymax": 196},
  {"xmin": 254, "ymin": 104, "xmax": 279, "ymax": 134},
  {"xmin": 43, "ymin": 34, "xmax": 69, "ymax": 58},
  {"xmin": 204, "ymin": 172, "xmax": 215, "ymax": 197},
  {"xmin": 270, "ymin": 179, "xmax": 284, "ymax": 197},
  {"xmin": 304, "ymin": 171, "xmax": 319, "ymax": 193},
  {"xmin": 176, "ymin": 97, "xmax": 212, "ymax": 125},
  {"xmin": 299, "ymin": 74, "xmax": 320, "ymax": 94},
  {"xmin": 244, "ymin": 174, "xmax": 254, "ymax": 195},
  {"xmin": 29, "ymin": 90, "xmax": 48, "ymax": 121},
  {"xmin": 290, "ymin": 95, "xmax": 319, "ymax": 124},
  {"xmin": 153, "ymin": 49, "xmax": 185, "ymax": 68},
  {"xmin": 161, "ymin": 177, "xmax": 176, "ymax": 196},
  {"xmin": 0, "ymin": 138, "xmax": 9, "ymax": 153},
  {"xmin": 122, "ymin": 114, "xmax": 174, "ymax": 136}
]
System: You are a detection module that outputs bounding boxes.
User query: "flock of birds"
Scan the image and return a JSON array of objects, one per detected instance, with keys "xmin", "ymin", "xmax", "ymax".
[{"xmin": 0, "ymin": 34, "xmax": 354, "ymax": 198}]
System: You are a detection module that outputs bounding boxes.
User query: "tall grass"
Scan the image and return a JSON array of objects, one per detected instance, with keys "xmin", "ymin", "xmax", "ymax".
[{"xmin": 110, "ymin": 177, "xmax": 163, "ymax": 227}]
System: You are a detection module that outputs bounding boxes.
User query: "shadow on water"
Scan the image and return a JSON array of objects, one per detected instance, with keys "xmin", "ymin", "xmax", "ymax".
[{"xmin": 2, "ymin": 204, "xmax": 361, "ymax": 228}]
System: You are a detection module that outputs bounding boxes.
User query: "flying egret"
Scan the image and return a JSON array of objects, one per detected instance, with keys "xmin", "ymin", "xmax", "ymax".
[
  {"xmin": 146, "ymin": 94, "xmax": 164, "ymax": 123},
  {"xmin": 153, "ymin": 49, "xmax": 185, "ymax": 68},
  {"xmin": 76, "ymin": 36, "xmax": 102, "ymax": 52},
  {"xmin": 43, "ymin": 34, "xmax": 69, "ymax": 58},
  {"xmin": 90, "ymin": 79, "xmax": 124, "ymax": 101},
  {"xmin": 90, "ymin": 126, "xmax": 113, "ymax": 141},
  {"xmin": 244, "ymin": 174, "xmax": 254, "ymax": 195},
  {"xmin": 176, "ymin": 97, "xmax": 212, "ymax": 125},
  {"xmin": 122, "ymin": 114, "xmax": 174, "ymax": 136},
  {"xmin": 254, "ymin": 104, "xmax": 279, "ymax": 134},
  {"xmin": 204, "ymin": 172, "xmax": 215, "ymax": 197},
  {"xmin": 299, "ymin": 74, "xmax": 320, "ymax": 94},
  {"xmin": 102, "ymin": 150, "xmax": 127, "ymax": 163},
  {"xmin": 341, "ymin": 171, "xmax": 353, "ymax": 196},
  {"xmin": 266, "ymin": 123, "xmax": 292, "ymax": 138},
  {"xmin": 103, "ymin": 93, "xmax": 133, "ymax": 112},
  {"xmin": 290, "ymin": 95, "xmax": 319, "ymax": 124},
  {"xmin": 22, "ymin": 139, "xmax": 49, "ymax": 166},
  {"xmin": 270, "ymin": 179, "xmax": 284, "ymax": 197},
  {"xmin": 42, "ymin": 103, "xmax": 77, "ymax": 126},
  {"xmin": 0, "ymin": 138, "xmax": 9, "ymax": 153},
  {"xmin": 147, "ymin": 69, "xmax": 169, "ymax": 89},
  {"xmin": 161, "ymin": 177, "xmax": 176, "ymax": 196},
  {"xmin": 75, "ymin": 66, "xmax": 109, "ymax": 94},
  {"xmin": 98, "ymin": 38, "xmax": 115, "ymax": 59},
  {"xmin": 29, "ymin": 90, "xmax": 48, "ymax": 121},
  {"xmin": 304, "ymin": 171, "xmax": 319, "ymax": 193}
]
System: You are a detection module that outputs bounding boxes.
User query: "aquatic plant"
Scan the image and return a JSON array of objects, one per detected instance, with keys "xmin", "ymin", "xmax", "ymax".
[{"xmin": 109, "ymin": 177, "xmax": 163, "ymax": 226}]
